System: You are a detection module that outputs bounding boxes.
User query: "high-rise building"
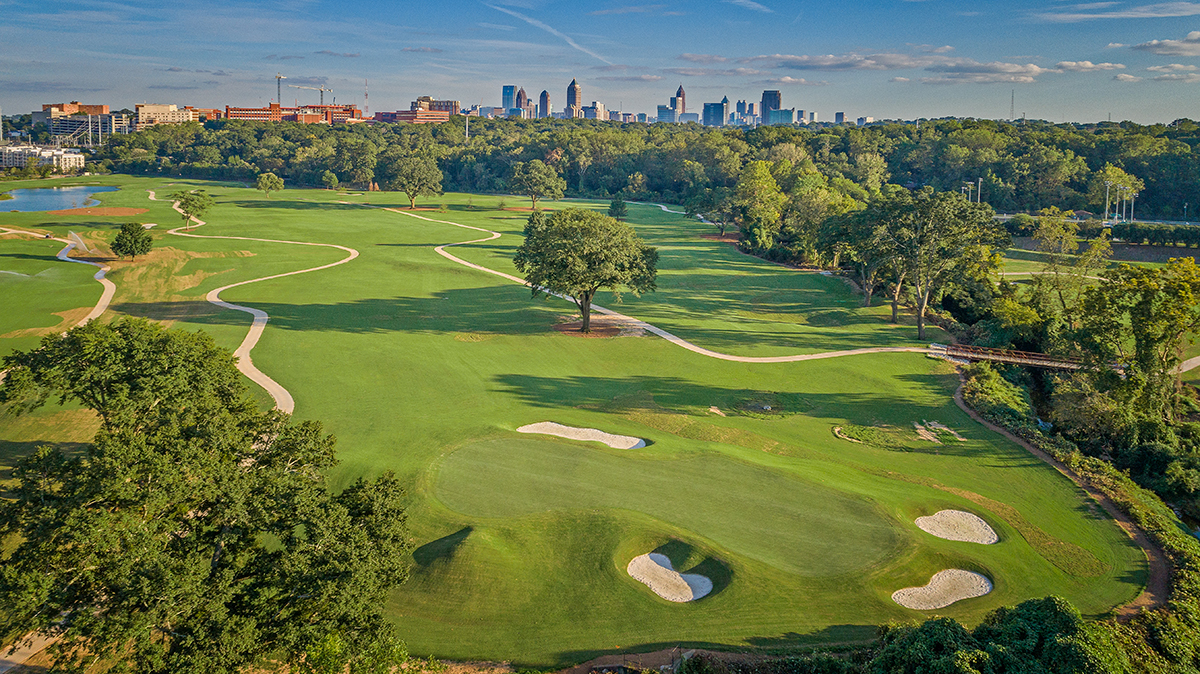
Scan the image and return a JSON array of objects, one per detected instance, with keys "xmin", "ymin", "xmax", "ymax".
[
  {"xmin": 566, "ymin": 79, "xmax": 582, "ymax": 117},
  {"xmin": 539, "ymin": 90, "xmax": 551, "ymax": 118},
  {"xmin": 583, "ymin": 101, "xmax": 606, "ymax": 119},
  {"xmin": 502, "ymin": 85, "xmax": 516, "ymax": 111},
  {"xmin": 736, "ymin": 100, "xmax": 747, "ymax": 115},
  {"xmin": 809, "ymin": 111, "xmax": 817, "ymax": 123},
  {"xmin": 857, "ymin": 116, "xmax": 873, "ymax": 126},
  {"xmin": 702, "ymin": 97, "xmax": 729, "ymax": 127},
  {"xmin": 637, "ymin": 112, "xmax": 648, "ymax": 123},
  {"xmin": 515, "ymin": 88, "xmax": 528, "ymax": 111},
  {"xmin": 767, "ymin": 108, "xmax": 796, "ymax": 125},
  {"xmin": 835, "ymin": 112, "xmax": 845, "ymax": 124},
  {"xmin": 656, "ymin": 105, "xmax": 676, "ymax": 124},
  {"xmin": 674, "ymin": 85, "xmax": 686, "ymax": 116},
  {"xmin": 748, "ymin": 103, "xmax": 757, "ymax": 116},
  {"xmin": 411, "ymin": 96, "xmax": 461, "ymax": 115},
  {"xmin": 761, "ymin": 90, "xmax": 782, "ymax": 118}
]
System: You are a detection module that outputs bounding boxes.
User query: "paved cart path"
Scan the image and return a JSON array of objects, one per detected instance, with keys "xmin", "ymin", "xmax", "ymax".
[{"xmin": 0, "ymin": 227, "xmax": 114, "ymax": 327}]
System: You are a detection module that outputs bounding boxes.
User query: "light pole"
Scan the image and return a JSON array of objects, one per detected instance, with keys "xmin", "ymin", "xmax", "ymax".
[
  {"xmin": 977, "ymin": 177, "xmax": 983, "ymax": 203},
  {"xmin": 963, "ymin": 182, "xmax": 974, "ymax": 201},
  {"xmin": 1104, "ymin": 181, "xmax": 1112, "ymax": 221},
  {"xmin": 1131, "ymin": 193, "xmax": 1137, "ymax": 223}
]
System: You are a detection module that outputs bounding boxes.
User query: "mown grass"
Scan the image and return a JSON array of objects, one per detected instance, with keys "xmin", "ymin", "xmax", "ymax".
[{"xmin": 0, "ymin": 178, "xmax": 1149, "ymax": 666}]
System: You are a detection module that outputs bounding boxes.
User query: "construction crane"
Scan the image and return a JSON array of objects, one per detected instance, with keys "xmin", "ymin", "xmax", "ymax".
[
  {"xmin": 289, "ymin": 84, "xmax": 333, "ymax": 106},
  {"xmin": 275, "ymin": 73, "xmax": 286, "ymax": 103}
]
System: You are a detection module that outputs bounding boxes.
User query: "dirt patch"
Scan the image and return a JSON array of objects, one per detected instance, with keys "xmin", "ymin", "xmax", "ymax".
[
  {"xmin": 833, "ymin": 426, "xmax": 863, "ymax": 443},
  {"xmin": 553, "ymin": 314, "xmax": 645, "ymax": 338},
  {"xmin": 893, "ymin": 570, "xmax": 992, "ymax": 610},
  {"xmin": 45, "ymin": 207, "xmax": 148, "ymax": 217}
]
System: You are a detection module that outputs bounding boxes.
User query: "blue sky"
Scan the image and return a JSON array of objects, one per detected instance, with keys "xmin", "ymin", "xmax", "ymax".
[{"xmin": 2, "ymin": 0, "xmax": 1198, "ymax": 123}]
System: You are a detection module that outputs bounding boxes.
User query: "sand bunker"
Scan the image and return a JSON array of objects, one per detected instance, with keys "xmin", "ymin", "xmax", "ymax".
[
  {"xmin": 516, "ymin": 422, "xmax": 646, "ymax": 449},
  {"xmin": 708, "ymin": 406, "xmax": 726, "ymax": 417},
  {"xmin": 916, "ymin": 510, "xmax": 999, "ymax": 544},
  {"xmin": 893, "ymin": 569, "xmax": 992, "ymax": 610},
  {"xmin": 627, "ymin": 553, "xmax": 713, "ymax": 602}
]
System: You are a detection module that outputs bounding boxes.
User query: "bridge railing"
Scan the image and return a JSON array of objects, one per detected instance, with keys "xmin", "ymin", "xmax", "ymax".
[{"xmin": 930, "ymin": 343, "xmax": 1084, "ymax": 370}]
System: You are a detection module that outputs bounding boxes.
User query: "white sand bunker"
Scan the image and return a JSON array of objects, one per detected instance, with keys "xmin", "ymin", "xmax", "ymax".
[
  {"xmin": 627, "ymin": 553, "xmax": 713, "ymax": 602},
  {"xmin": 916, "ymin": 510, "xmax": 999, "ymax": 544},
  {"xmin": 516, "ymin": 422, "xmax": 646, "ymax": 449},
  {"xmin": 893, "ymin": 570, "xmax": 993, "ymax": 610}
]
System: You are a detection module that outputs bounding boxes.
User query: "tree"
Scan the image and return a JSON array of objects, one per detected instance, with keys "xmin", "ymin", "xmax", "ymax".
[
  {"xmin": 0, "ymin": 318, "xmax": 411, "ymax": 674},
  {"xmin": 732, "ymin": 160, "xmax": 785, "ymax": 254},
  {"xmin": 841, "ymin": 193, "xmax": 911, "ymax": 307},
  {"xmin": 256, "ymin": 171, "xmax": 284, "ymax": 198},
  {"xmin": 320, "ymin": 170, "xmax": 339, "ymax": 190},
  {"xmin": 1074, "ymin": 258, "xmax": 1200, "ymax": 421},
  {"xmin": 513, "ymin": 208, "xmax": 657, "ymax": 332},
  {"xmin": 1087, "ymin": 163, "xmax": 1145, "ymax": 215},
  {"xmin": 891, "ymin": 188, "xmax": 1004, "ymax": 339},
  {"xmin": 608, "ymin": 194, "xmax": 628, "ymax": 220},
  {"xmin": 170, "ymin": 189, "xmax": 214, "ymax": 231},
  {"xmin": 330, "ymin": 137, "xmax": 377, "ymax": 188},
  {"xmin": 1031, "ymin": 207, "xmax": 1112, "ymax": 319},
  {"xmin": 378, "ymin": 152, "xmax": 443, "ymax": 209},
  {"xmin": 509, "ymin": 160, "xmax": 566, "ymax": 209},
  {"xmin": 110, "ymin": 221, "xmax": 152, "ymax": 261}
]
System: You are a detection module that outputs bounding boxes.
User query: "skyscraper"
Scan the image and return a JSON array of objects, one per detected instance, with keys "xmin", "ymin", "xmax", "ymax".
[
  {"xmin": 566, "ymin": 79, "xmax": 582, "ymax": 117},
  {"xmin": 675, "ymin": 85, "xmax": 686, "ymax": 115},
  {"xmin": 761, "ymin": 90, "xmax": 781, "ymax": 118},
  {"xmin": 736, "ymin": 100, "xmax": 747, "ymax": 115},
  {"xmin": 835, "ymin": 112, "xmax": 845, "ymax": 124},
  {"xmin": 539, "ymin": 90, "xmax": 550, "ymax": 119},
  {"xmin": 702, "ymin": 97, "xmax": 729, "ymax": 127},
  {"xmin": 502, "ymin": 85, "xmax": 516, "ymax": 111},
  {"xmin": 515, "ymin": 87, "xmax": 528, "ymax": 111}
]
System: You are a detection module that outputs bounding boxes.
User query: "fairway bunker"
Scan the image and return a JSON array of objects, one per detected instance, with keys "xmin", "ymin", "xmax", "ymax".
[
  {"xmin": 916, "ymin": 510, "xmax": 999, "ymax": 544},
  {"xmin": 892, "ymin": 570, "xmax": 993, "ymax": 610},
  {"xmin": 627, "ymin": 553, "xmax": 713, "ymax": 602},
  {"xmin": 516, "ymin": 422, "xmax": 646, "ymax": 449}
]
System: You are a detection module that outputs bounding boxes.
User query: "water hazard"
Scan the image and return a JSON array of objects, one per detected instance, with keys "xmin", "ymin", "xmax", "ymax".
[{"xmin": 2, "ymin": 185, "xmax": 119, "ymax": 212}]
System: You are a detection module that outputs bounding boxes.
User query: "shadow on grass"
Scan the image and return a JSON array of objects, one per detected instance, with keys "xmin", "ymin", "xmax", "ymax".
[
  {"xmin": 226, "ymin": 200, "xmax": 366, "ymax": 211},
  {"xmin": 412, "ymin": 526, "xmax": 473, "ymax": 567},
  {"xmin": 0, "ymin": 439, "xmax": 91, "ymax": 496},
  {"xmin": 0, "ymin": 253, "xmax": 62, "ymax": 263},
  {"xmin": 652, "ymin": 539, "xmax": 732, "ymax": 599}
]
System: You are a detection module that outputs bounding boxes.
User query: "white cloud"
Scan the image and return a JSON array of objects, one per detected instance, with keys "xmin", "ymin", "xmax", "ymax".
[
  {"xmin": 1147, "ymin": 63, "xmax": 1199, "ymax": 71},
  {"xmin": 596, "ymin": 74, "xmax": 664, "ymax": 81},
  {"xmin": 678, "ymin": 53, "xmax": 729, "ymax": 63},
  {"xmin": 752, "ymin": 76, "xmax": 828, "ymax": 85},
  {"xmin": 1055, "ymin": 60, "xmax": 1125, "ymax": 70},
  {"xmin": 1152, "ymin": 72, "xmax": 1200, "ymax": 81},
  {"xmin": 723, "ymin": 0, "xmax": 773, "ymax": 12},
  {"xmin": 664, "ymin": 67, "xmax": 769, "ymax": 76},
  {"xmin": 1113, "ymin": 73, "xmax": 1144, "ymax": 81},
  {"xmin": 1036, "ymin": 2, "xmax": 1200, "ymax": 21},
  {"xmin": 1132, "ymin": 30, "xmax": 1200, "ymax": 55}
]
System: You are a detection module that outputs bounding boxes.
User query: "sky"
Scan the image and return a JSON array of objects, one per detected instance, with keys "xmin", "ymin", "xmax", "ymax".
[{"xmin": 2, "ymin": 0, "xmax": 1198, "ymax": 124}]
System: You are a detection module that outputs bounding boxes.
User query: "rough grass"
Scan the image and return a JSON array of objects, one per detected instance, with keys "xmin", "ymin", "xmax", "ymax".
[{"xmin": 0, "ymin": 177, "xmax": 1150, "ymax": 666}]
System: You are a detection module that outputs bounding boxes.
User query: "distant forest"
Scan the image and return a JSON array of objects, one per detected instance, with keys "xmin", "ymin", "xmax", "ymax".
[{"xmin": 86, "ymin": 116, "xmax": 1200, "ymax": 219}]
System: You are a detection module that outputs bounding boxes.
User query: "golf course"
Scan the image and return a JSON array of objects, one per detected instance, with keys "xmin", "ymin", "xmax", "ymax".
[{"xmin": 0, "ymin": 176, "xmax": 1150, "ymax": 666}]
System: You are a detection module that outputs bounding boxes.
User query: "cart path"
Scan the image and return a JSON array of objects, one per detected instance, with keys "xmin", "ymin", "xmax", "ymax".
[
  {"xmin": 148, "ymin": 190, "xmax": 359, "ymax": 414},
  {"xmin": 381, "ymin": 207, "xmax": 933, "ymax": 364},
  {"xmin": 0, "ymin": 227, "xmax": 115, "ymax": 327}
]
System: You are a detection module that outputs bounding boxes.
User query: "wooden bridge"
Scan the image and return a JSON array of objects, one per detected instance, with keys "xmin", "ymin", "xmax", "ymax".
[{"xmin": 930, "ymin": 343, "xmax": 1085, "ymax": 370}]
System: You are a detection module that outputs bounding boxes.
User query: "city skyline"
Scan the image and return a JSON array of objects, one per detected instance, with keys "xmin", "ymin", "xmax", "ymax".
[{"xmin": 2, "ymin": 1, "xmax": 1199, "ymax": 123}]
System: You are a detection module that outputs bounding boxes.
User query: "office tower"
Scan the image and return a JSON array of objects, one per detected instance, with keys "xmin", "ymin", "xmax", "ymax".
[
  {"xmin": 674, "ymin": 85, "xmax": 686, "ymax": 115},
  {"xmin": 767, "ymin": 108, "xmax": 796, "ymax": 125},
  {"xmin": 515, "ymin": 87, "xmax": 528, "ymax": 111},
  {"xmin": 566, "ymin": 78, "xmax": 582, "ymax": 116},
  {"xmin": 736, "ymin": 100, "xmax": 747, "ymax": 115},
  {"xmin": 809, "ymin": 111, "xmax": 817, "ymax": 123},
  {"xmin": 748, "ymin": 103, "xmax": 757, "ymax": 116},
  {"xmin": 702, "ymin": 96, "xmax": 730, "ymax": 127},
  {"xmin": 502, "ymin": 85, "xmax": 516, "ymax": 111},
  {"xmin": 761, "ymin": 90, "xmax": 782, "ymax": 117},
  {"xmin": 857, "ymin": 116, "xmax": 873, "ymax": 125},
  {"xmin": 637, "ymin": 112, "xmax": 648, "ymax": 123},
  {"xmin": 539, "ymin": 90, "xmax": 551, "ymax": 118},
  {"xmin": 835, "ymin": 112, "xmax": 845, "ymax": 124},
  {"xmin": 656, "ymin": 105, "xmax": 676, "ymax": 123}
]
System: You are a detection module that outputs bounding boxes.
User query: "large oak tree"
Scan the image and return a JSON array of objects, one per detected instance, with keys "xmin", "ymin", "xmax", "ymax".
[
  {"xmin": 513, "ymin": 208, "xmax": 657, "ymax": 332},
  {"xmin": 0, "ymin": 318, "xmax": 411, "ymax": 674}
]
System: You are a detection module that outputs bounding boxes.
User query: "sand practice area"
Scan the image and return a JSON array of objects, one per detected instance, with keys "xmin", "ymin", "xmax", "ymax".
[
  {"xmin": 627, "ymin": 553, "xmax": 713, "ymax": 602},
  {"xmin": 916, "ymin": 510, "xmax": 999, "ymax": 544},
  {"xmin": 516, "ymin": 422, "xmax": 646, "ymax": 449},
  {"xmin": 892, "ymin": 570, "xmax": 993, "ymax": 610}
]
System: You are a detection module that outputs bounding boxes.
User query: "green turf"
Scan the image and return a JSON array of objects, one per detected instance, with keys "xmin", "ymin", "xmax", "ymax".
[{"xmin": 0, "ymin": 177, "xmax": 1149, "ymax": 666}]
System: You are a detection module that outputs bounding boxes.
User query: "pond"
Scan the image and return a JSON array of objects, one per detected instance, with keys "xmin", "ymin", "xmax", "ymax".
[{"xmin": 2, "ymin": 185, "xmax": 120, "ymax": 212}]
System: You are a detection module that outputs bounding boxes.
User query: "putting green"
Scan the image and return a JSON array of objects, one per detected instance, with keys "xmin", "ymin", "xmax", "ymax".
[{"xmin": 436, "ymin": 437, "xmax": 900, "ymax": 577}]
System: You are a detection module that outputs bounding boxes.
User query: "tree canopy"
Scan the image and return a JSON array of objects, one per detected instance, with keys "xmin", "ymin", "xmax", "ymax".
[
  {"xmin": 256, "ymin": 171, "xmax": 284, "ymax": 198},
  {"xmin": 170, "ymin": 189, "xmax": 214, "ymax": 231},
  {"xmin": 0, "ymin": 318, "xmax": 411, "ymax": 674},
  {"xmin": 508, "ymin": 160, "xmax": 566, "ymax": 209},
  {"xmin": 377, "ymin": 151, "xmax": 443, "ymax": 208},
  {"xmin": 111, "ymin": 221, "xmax": 153, "ymax": 261},
  {"xmin": 513, "ymin": 208, "xmax": 657, "ymax": 332}
]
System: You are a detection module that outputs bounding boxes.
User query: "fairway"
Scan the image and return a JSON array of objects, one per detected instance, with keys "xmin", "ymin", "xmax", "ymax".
[{"xmin": 0, "ymin": 176, "xmax": 1150, "ymax": 666}]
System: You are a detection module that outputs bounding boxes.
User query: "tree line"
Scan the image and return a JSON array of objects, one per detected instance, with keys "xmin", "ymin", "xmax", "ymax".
[{"xmin": 84, "ymin": 116, "xmax": 1199, "ymax": 219}]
